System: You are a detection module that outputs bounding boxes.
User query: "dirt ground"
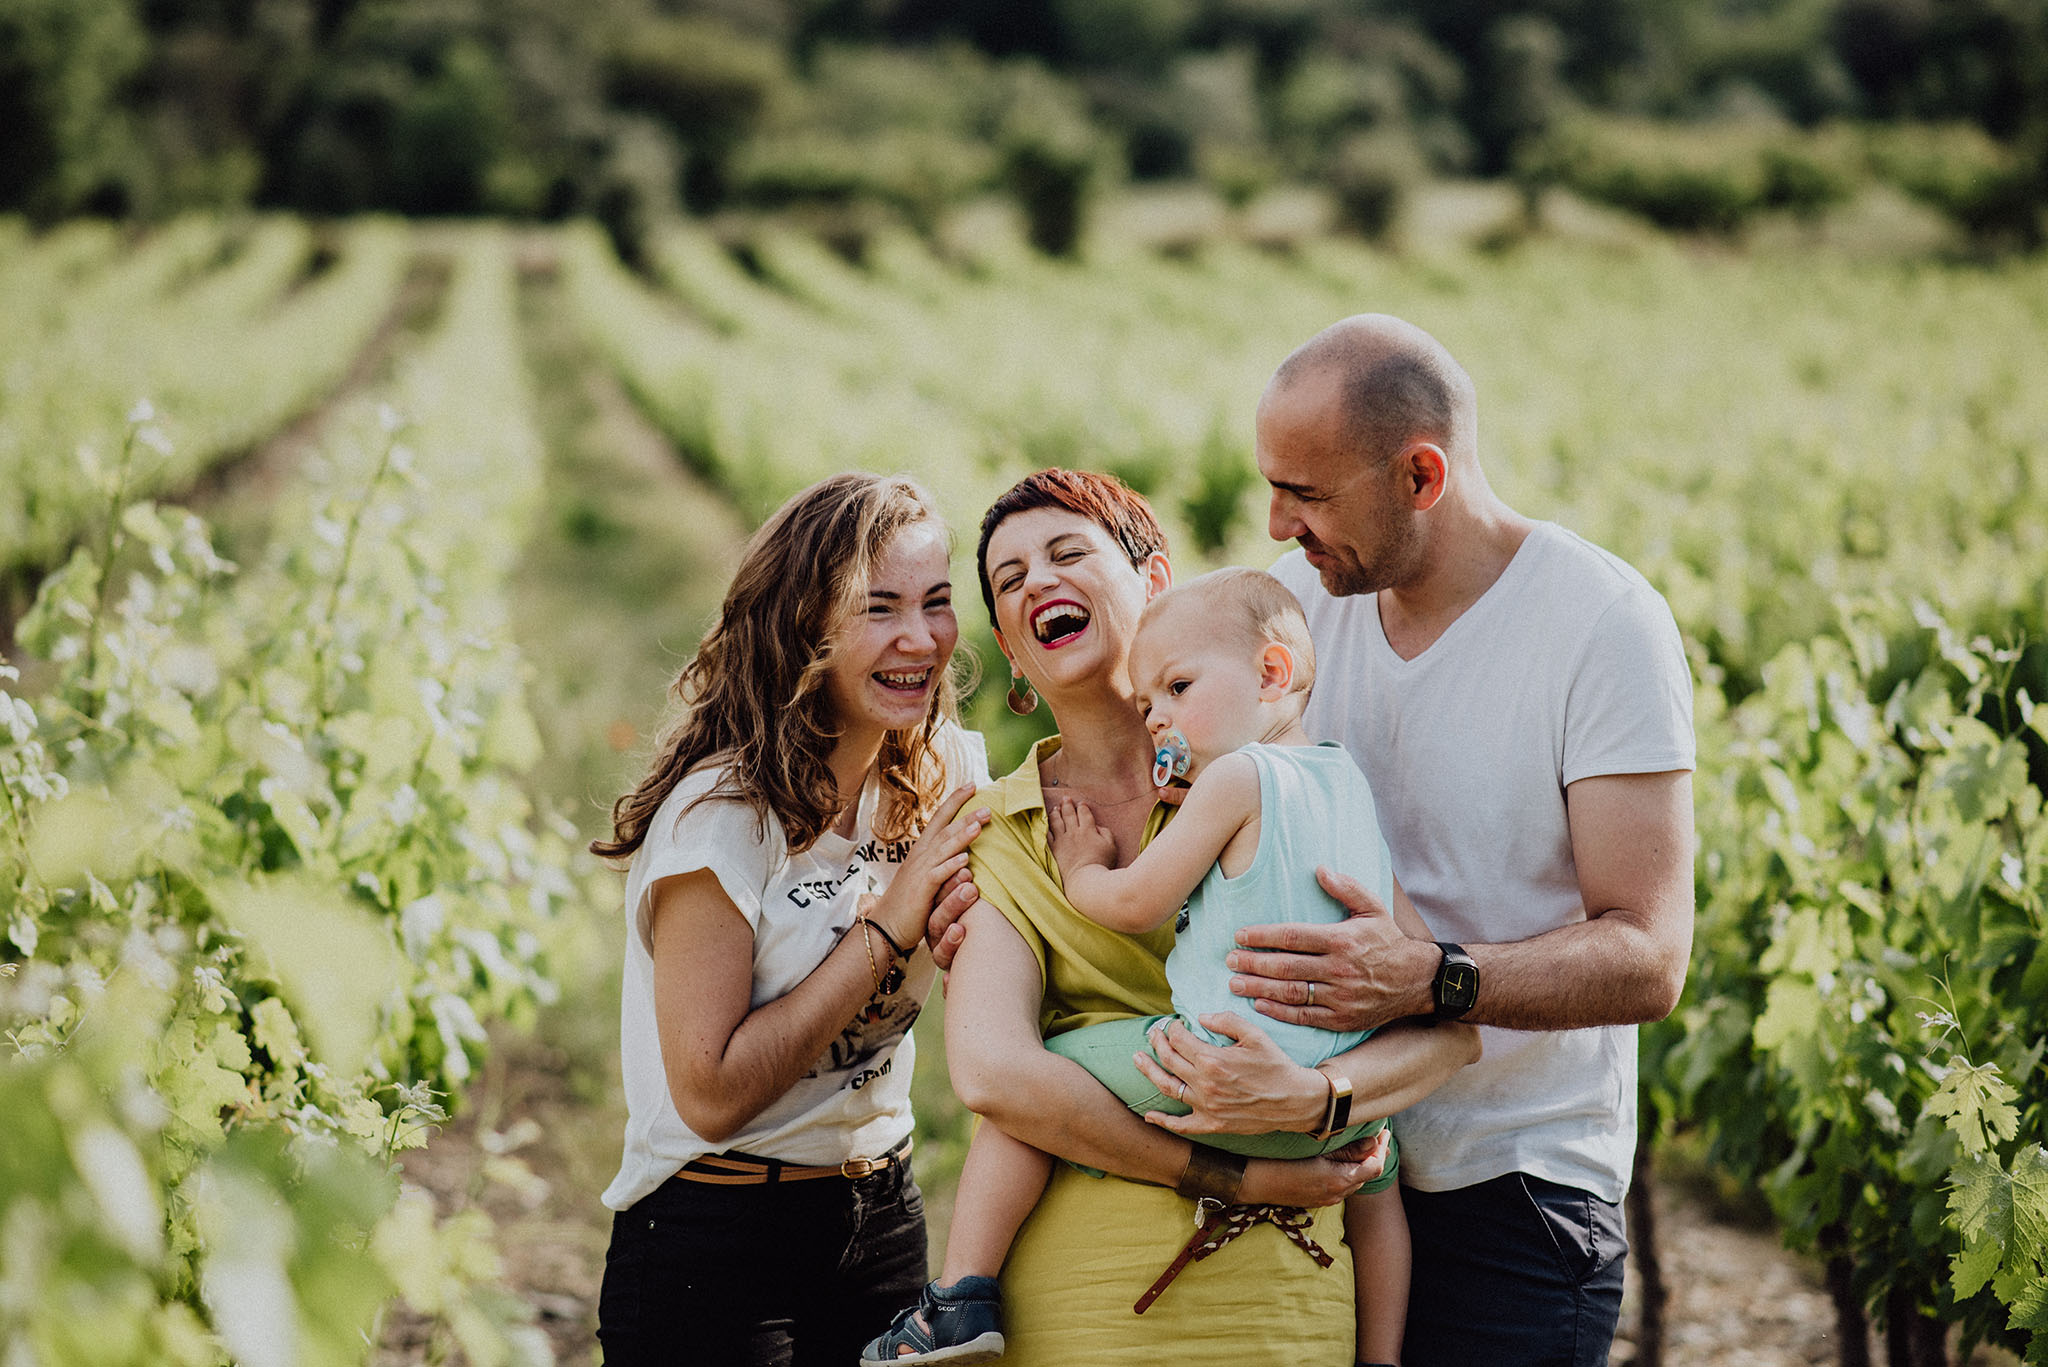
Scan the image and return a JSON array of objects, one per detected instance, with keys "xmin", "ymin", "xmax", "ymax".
[{"xmin": 376, "ymin": 1030, "xmax": 1878, "ymax": 1367}]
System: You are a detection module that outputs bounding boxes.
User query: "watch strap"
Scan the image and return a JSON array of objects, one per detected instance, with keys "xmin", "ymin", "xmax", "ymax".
[{"xmin": 1311, "ymin": 1067, "xmax": 1354, "ymax": 1140}]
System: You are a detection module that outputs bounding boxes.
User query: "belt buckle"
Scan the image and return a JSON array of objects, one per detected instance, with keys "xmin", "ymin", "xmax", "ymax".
[{"xmin": 841, "ymin": 1156, "xmax": 880, "ymax": 1179}]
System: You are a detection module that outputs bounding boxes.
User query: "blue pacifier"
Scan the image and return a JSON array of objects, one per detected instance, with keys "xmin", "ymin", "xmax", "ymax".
[{"xmin": 1151, "ymin": 729, "xmax": 1193, "ymax": 789}]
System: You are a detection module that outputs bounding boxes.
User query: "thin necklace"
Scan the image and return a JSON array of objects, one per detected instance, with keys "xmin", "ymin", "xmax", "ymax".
[{"xmin": 1042, "ymin": 760, "xmax": 1154, "ymax": 806}]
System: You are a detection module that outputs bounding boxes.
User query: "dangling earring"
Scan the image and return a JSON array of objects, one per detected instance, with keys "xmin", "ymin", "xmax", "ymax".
[{"xmin": 1006, "ymin": 672, "xmax": 1039, "ymax": 716}]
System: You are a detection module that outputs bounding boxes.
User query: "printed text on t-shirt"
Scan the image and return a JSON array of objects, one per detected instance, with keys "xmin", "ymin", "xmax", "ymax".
[{"xmin": 784, "ymin": 840, "xmax": 912, "ymax": 909}]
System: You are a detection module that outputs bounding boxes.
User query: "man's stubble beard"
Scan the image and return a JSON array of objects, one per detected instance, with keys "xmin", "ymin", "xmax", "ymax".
[{"xmin": 1308, "ymin": 502, "xmax": 1421, "ymax": 600}]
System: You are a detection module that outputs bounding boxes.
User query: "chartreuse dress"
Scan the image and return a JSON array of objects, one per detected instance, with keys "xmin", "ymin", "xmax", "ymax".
[{"xmin": 965, "ymin": 738, "xmax": 1356, "ymax": 1367}]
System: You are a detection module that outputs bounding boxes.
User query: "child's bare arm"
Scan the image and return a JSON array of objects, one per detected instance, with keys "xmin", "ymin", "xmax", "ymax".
[
  {"xmin": 1047, "ymin": 754, "xmax": 1259, "ymax": 933},
  {"xmin": 1390, "ymin": 873, "xmax": 1432, "ymax": 939}
]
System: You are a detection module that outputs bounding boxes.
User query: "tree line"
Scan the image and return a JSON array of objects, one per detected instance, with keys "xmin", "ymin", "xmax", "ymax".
[{"xmin": 4, "ymin": 0, "xmax": 2046, "ymax": 246}]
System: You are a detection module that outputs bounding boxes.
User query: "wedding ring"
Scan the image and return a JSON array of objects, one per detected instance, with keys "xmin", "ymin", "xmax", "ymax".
[
  {"xmin": 1177, "ymin": 1080, "xmax": 1189, "ymax": 1102},
  {"xmin": 1306, "ymin": 981, "xmax": 1317, "ymax": 1008}
]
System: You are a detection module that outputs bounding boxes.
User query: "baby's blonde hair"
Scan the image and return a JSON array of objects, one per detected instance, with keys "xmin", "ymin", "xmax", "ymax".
[{"xmin": 1140, "ymin": 567, "xmax": 1316, "ymax": 701}]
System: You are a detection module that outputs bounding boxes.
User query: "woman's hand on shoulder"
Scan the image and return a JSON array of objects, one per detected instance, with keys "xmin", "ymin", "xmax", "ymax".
[
  {"xmin": 1238, "ymin": 1129, "xmax": 1391, "ymax": 1208},
  {"xmin": 871, "ymin": 785, "xmax": 988, "ymax": 951}
]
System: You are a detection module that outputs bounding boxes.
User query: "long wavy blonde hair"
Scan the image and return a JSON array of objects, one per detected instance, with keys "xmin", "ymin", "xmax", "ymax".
[{"xmin": 592, "ymin": 473, "xmax": 962, "ymax": 861}]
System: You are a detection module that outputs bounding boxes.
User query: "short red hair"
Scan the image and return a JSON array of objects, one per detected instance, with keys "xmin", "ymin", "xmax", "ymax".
[{"xmin": 975, "ymin": 469, "xmax": 1168, "ymax": 625}]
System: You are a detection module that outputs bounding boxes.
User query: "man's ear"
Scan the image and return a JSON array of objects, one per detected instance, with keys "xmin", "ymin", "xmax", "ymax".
[
  {"xmin": 1142, "ymin": 551, "xmax": 1173, "ymax": 601},
  {"xmin": 1400, "ymin": 442, "xmax": 1449, "ymax": 511},
  {"xmin": 1258, "ymin": 642, "xmax": 1296, "ymax": 697}
]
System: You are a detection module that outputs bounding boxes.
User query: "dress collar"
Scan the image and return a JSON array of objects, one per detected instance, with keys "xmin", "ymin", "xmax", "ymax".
[{"xmin": 985, "ymin": 735, "xmax": 1064, "ymax": 818}]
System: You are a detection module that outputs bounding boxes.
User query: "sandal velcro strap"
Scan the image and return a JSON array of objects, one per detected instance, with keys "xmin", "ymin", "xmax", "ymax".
[
  {"xmin": 676, "ymin": 1136, "xmax": 910, "ymax": 1185},
  {"xmin": 858, "ymin": 1276, "xmax": 1004, "ymax": 1367}
]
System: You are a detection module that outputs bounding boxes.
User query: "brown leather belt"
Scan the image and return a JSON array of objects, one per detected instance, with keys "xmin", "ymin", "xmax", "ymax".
[{"xmin": 675, "ymin": 1137, "xmax": 911, "ymax": 1186}]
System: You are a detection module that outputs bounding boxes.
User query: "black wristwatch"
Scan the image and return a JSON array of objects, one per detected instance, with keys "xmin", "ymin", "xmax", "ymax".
[{"xmin": 1431, "ymin": 942, "xmax": 1479, "ymax": 1019}]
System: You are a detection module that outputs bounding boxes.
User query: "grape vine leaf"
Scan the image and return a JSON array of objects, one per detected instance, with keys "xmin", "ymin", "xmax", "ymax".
[
  {"xmin": 2014, "ymin": 1146, "xmax": 2048, "ymax": 1267},
  {"xmin": 1950, "ymin": 1155, "xmax": 2011, "ymax": 1246},
  {"xmin": 1953, "ymin": 1233, "xmax": 2004, "ymax": 1299},
  {"xmin": 1927, "ymin": 1061, "xmax": 2021, "ymax": 1157},
  {"xmin": 2009, "ymin": 1273, "xmax": 2048, "ymax": 1364}
]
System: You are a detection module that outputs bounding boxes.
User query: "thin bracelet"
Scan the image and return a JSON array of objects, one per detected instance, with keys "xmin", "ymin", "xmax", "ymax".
[
  {"xmin": 862, "ymin": 915, "xmax": 913, "ymax": 960},
  {"xmin": 856, "ymin": 919, "xmax": 885, "ymax": 992}
]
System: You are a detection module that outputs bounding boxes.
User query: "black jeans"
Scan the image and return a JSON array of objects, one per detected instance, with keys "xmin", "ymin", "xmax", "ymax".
[
  {"xmin": 596, "ymin": 1160, "xmax": 928, "ymax": 1367},
  {"xmin": 1401, "ymin": 1172, "xmax": 1628, "ymax": 1367}
]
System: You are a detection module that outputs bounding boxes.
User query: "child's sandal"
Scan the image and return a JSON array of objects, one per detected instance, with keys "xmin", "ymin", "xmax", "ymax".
[{"xmin": 858, "ymin": 1276, "xmax": 1005, "ymax": 1366}]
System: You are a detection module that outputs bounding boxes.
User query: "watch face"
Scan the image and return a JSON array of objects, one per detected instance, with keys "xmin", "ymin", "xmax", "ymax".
[
  {"xmin": 1441, "ymin": 967, "xmax": 1474, "ymax": 1012},
  {"xmin": 1440, "ymin": 962, "xmax": 1479, "ymax": 1009}
]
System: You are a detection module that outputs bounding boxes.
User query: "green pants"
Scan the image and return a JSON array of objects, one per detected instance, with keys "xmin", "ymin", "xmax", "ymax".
[{"xmin": 1046, "ymin": 1014, "xmax": 1399, "ymax": 1192}]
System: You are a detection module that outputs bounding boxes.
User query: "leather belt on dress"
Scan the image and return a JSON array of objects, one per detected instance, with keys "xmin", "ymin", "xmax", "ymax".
[
  {"xmin": 675, "ymin": 1136, "xmax": 911, "ymax": 1186},
  {"xmin": 1134, "ymin": 1199, "xmax": 1335, "ymax": 1314}
]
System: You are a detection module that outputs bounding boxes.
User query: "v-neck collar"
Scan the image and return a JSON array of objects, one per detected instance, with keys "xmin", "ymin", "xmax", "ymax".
[{"xmin": 1370, "ymin": 522, "xmax": 1550, "ymax": 668}]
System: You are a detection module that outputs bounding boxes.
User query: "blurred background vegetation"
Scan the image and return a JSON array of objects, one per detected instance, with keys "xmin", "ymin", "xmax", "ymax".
[
  {"xmin": 5, "ymin": 0, "xmax": 2047, "ymax": 258},
  {"xmin": 6, "ymin": 4, "xmax": 2048, "ymax": 1362}
]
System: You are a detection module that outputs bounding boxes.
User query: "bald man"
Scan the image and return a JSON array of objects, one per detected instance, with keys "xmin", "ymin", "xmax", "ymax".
[{"xmin": 1236, "ymin": 315, "xmax": 1696, "ymax": 1367}]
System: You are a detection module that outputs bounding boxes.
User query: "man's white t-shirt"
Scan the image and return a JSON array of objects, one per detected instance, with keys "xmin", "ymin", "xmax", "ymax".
[
  {"xmin": 1272, "ymin": 522, "xmax": 1694, "ymax": 1204},
  {"xmin": 602, "ymin": 725, "xmax": 988, "ymax": 1211}
]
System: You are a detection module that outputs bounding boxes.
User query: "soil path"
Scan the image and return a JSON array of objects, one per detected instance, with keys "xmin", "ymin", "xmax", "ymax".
[{"xmin": 374, "ymin": 229, "xmax": 753, "ymax": 1365}]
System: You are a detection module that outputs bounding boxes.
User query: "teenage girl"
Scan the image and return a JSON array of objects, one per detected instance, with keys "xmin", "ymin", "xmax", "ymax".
[{"xmin": 592, "ymin": 473, "xmax": 991, "ymax": 1366}]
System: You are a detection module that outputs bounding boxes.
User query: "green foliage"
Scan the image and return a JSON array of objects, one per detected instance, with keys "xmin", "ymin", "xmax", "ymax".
[
  {"xmin": 608, "ymin": 16, "xmax": 789, "ymax": 145},
  {"xmin": 1866, "ymin": 122, "xmax": 2046, "ymax": 248},
  {"xmin": 998, "ymin": 71, "xmax": 1107, "ymax": 258},
  {"xmin": 2, "ymin": 225, "xmax": 585, "ymax": 1363},
  {"xmin": 1522, "ymin": 116, "xmax": 1861, "ymax": 233},
  {"xmin": 1051, "ymin": 0, "xmax": 1195, "ymax": 71},
  {"xmin": 1270, "ymin": 32, "xmax": 1470, "ymax": 181},
  {"xmin": 1327, "ymin": 128, "xmax": 1429, "ymax": 241},
  {"xmin": 1180, "ymin": 422, "xmax": 1260, "ymax": 556},
  {"xmin": 0, "ymin": 0, "xmax": 2045, "ymax": 237},
  {"xmin": 0, "ymin": 216, "xmax": 410, "ymax": 576},
  {"xmin": 389, "ymin": 40, "xmax": 523, "ymax": 216},
  {"xmin": 732, "ymin": 128, "xmax": 995, "ymax": 231},
  {"xmin": 1475, "ymin": 15, "xmax": 1574, "ymax": 169},
  {"xmin": 1003, "ymin": 135, "xmax": 1098, "ymax": 257},
  {"xmin": 0, "ymin": 0, "xmax": 148, "ymax": 219},
  {"xmin": 1668, "ymin": 607, "xmax": 2048, "ymax": 1360},
  {"xmin": 607, "ymin": 15, "xmax": 792, "ymax": 211}
]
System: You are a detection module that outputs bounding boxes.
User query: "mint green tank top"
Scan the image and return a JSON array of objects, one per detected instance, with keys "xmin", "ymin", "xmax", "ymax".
[{"xmin": 1164, "ymin": 741, "xmax": 1393, "ymax": 1065}]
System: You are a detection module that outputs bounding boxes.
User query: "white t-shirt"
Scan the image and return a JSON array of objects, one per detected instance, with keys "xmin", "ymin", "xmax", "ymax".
[
  {"xmin": 602, "ymin": 724, "xmax": 989, "ymax": 1211},
  {"xmin": 1272, "ymin": 522, "xmax": 1694, "ymax": 1203}
]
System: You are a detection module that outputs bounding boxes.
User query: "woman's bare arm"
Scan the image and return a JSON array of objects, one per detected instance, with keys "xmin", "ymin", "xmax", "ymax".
[
  {"xmin": 945, "ymin": 902, "xmax": 1199, "ymax": 1181},
  {"xmin": 651, "ymin": 870, "xmax": 899, "ymax": 1143},
  {"xmin": 943, "ymin": 900, "xmax": 1380, "ymax": 1207}
]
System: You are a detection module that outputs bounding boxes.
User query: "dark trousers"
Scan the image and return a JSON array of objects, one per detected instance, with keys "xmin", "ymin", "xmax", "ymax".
[
  {"xmin": 596, "ymin": 1160, "xmax": 928, "ymax": 1367},
  {"xmin": 1401, "ymin": 1172, "xmax": 1628, "ymax": 1367}
]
